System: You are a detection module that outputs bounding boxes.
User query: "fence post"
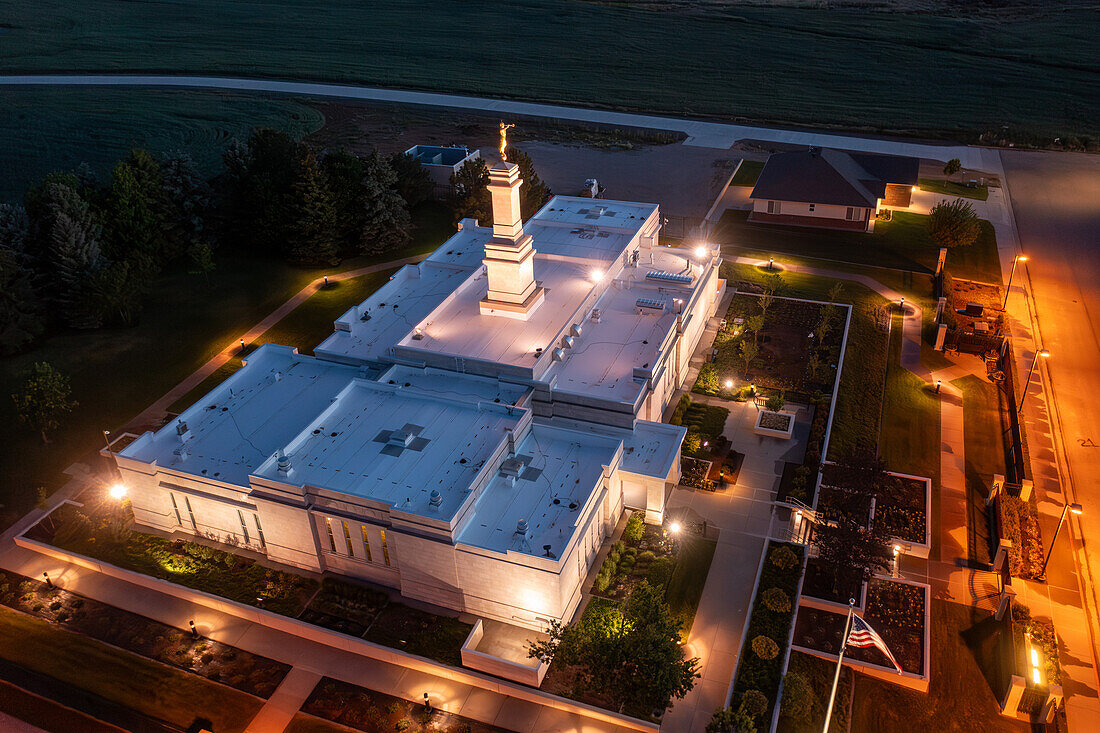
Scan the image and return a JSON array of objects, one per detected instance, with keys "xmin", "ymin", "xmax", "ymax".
[
  {"xmin": 1000, "ymin": 675, "xmax": 1027, "ymax": 717},
  {"xmin": 996, "ymin": 583, "xmax": 1016, "ymax": 621},
  {"xmin": 1043, "ymin": 684, "xmax": 1064, "ymax": 723},
  {"xmin": 993, "ymin": 539, "xmax": 1013, "ymax": 574}
]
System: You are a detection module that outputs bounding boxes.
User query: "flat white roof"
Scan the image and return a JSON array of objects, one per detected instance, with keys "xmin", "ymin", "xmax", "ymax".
[
  {"xmin": 379, "ymin": 365, "xmax": 530, "ymax": 406},
  {"xmin": 458, "ymin": 424, "xmax": 621, "ymax": 558},
  {"xmin": 315, "ymin": 231, "xmax": 488, "ymax": 364},
  {"xmin": 255, "ymin": 380, "xmax": 525, "ymax": 521},
  {"xmin": 120, "ymin": 345, "xmax": 360, "ymax": 486},
  {"xmin": 399, "ymin": 256, "xmax": 597, "ymax": 370}
]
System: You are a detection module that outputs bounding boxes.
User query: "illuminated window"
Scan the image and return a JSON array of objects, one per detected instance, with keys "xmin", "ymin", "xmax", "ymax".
[
  {"xmin": 183, "ymin": 496, "xmax": 197, "ymax": 530},
  {"xmin": 360, "ymin": 525, "xmax": 373, "ymax": 562},
  {"xmin": 324, "ymin": 518, "xmax": 337, "ymax": 552},
  {"xmin": 380, "ymin": 529, "xmax": 391, "ymax": 566},
  {"xmin": 341, "ymin": 521, "xmax": 354, "ymax": 558},
  {"xmin": 253, "ymin": 514, "xmax": 266, "ymax": 549},
  {"xmin": 169, "ymin": 493, "xmax": 182, "ymax": 526},
  {"xmin": 237, "ymin": 510, "xmax": 250, "ymax": 544}
]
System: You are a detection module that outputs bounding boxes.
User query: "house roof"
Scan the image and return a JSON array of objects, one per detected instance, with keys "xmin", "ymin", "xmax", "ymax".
[{"xmin": 749, "ymin": 148, "xmax": 920, "ymax": 208}]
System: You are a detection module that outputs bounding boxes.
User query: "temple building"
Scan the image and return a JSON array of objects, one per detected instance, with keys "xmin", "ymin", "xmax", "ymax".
[{"xmin": 114, "ymin": 152, "xmax": 723, "ymax": 631}]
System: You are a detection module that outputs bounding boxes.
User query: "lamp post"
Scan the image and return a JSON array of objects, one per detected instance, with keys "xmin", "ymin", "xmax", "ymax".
[
  {"xmin": 1039, "ymin": 502, "xmax": 1082, "ymax": 579},
  {"xmin": 1002, "ymin": 254, "xmax": 1029, "ymax": 311},
  {"xmin": 1018, "ymin": 349, "xmax": 1050, "ymax": 414}
]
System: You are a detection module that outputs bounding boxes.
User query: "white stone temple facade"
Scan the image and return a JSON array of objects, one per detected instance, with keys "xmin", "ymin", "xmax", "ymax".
[{"xmin": 115, "ymin": 160, "xmax": 723, "ymax": 630}]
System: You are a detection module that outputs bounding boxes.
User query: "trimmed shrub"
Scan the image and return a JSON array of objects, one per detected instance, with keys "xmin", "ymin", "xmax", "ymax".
[
  {"xmin": 594, "ymin": 570, "xmax": 612, "ymax": 594},
  {"xmin": 740, "ymin": 689, "xmax": 768, "ymax": 720},
  {"xmin": 769, "ymin": 545, "xmax": 799, "ymax": 570},
  {"xmin": 761, "ymin": 587, "xmax": 791, "ymax": 614},
  {"xmin": 622, "ymin": 512, "xmax": 645, "ymax": 542},
  {"xmin": 751, "ymin": 635, "xmax": 779, "ymax": 661},
  {"xmin": 779, "ymin": 671, "xmax": 815, "ymax": 722},
  {"xmin": 637, "ymin": 550, "xmax": 656, "ymax": 564},
  {"xmin": 646, "ymin": 556, "xmax": 674, "ymax": 587}
]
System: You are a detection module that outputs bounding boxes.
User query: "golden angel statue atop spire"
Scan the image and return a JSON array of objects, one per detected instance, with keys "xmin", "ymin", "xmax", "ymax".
[{"xmin": 499, "ymin": 121, "xmax": 515, "ymax": 162}]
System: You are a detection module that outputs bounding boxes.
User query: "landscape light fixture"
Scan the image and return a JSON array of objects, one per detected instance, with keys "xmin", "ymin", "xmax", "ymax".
[
  {"xmin": 768, "ymin": 257, "xmax": 774, "ymax": 270},
  {"xmin": 899, "ymin": 296, "xmax": 905, "ymax": 311},
  {"xmin": 935, "ymin": 379, "xmax": 942, "ymax": 394},
  {"xmin": 695, "ymin": 245, "xmax": 706, "ymax": 258},
  {"xmin": 724, "ymin": 379, "xmax": 734, "ymax": 389},
  {"xmin": 1019, "ymin": 349, "xmax": 1050, "ymax": 413},
  {"xmin": 669, "ymin": 521, "xmax": 682, "ymax": 534},
  {"xmin": 323, "ymin": 275, "xmax": 329, "ymax": 287},
  {"xmin": 239, "ymin": 338, "xmax": 245, "ymax": 351},
  {"xmin": 591, "ymin": 269, "xmax": 604, "ymax": 283},
  {"xmin": 1003, "ymin": 254, "xmax": 1029, "ymax": 310},
  {"xmin": 1039, "ymin": 502, "xmax": 1083, "ymax": 578},
  {"xmin": 190, "ymin": 619, "xmax": 198, "ymax": 639},
  {"xmin": 109, "ymin": 483, "xmax": 127, "ymax": 500},
  {"xmin": 1029, "ymin": 645, "xmax": 1042, "ymax": 684},
  {"xmin": 43, "ymin": 572, "xmax": 52, "ymax": 588}
]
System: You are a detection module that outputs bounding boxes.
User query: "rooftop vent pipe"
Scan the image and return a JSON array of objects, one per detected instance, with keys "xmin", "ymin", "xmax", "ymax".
[
  {"xmin": 429, "ymin": 489, "xmax": 443, "ymax": 507},
  {"xmin": 516, "ymin": 518, "xmax": 529, "ymax": 535}
]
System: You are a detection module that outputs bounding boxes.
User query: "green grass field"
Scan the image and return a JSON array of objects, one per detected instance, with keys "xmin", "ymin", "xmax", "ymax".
[
  {"xmin": 1, "ymin": 1, "xmax": 1096, "ymax": 142},
  {"xmin": 715, "ymin": 210, "xmax": 1002, "ymax": 284},
  {"xmin": 919, "ymin": 179, "xmax": 990, "ymax": 201},
  {"xmin": 0, "ymin": 606, "xmax": 263, "ymax": 732},
  {"xmin": 0, "ymin": 86, "xmax": 324, "ymax": 201}
]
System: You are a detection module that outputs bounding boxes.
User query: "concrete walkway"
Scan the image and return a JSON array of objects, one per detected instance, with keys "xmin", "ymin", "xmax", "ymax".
[
  {"xmin": 245, "ymin": 667, "xmax": 322, "ymax": 733},
  {"xmin": 121, "ymin": 254, "xmax": 424, "ymax": 434},
  {"xmin": 0, "ymin": 75, "xmax": 1002, "ymax": 170}
]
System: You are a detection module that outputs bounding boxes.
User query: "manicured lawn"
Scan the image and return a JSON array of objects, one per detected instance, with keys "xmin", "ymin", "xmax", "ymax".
[
  {"xmin": 2, "ymin": 2, "xmax": 1095, "ymax": 141},
  {"xmin": 850, "ymin": 600, "xmax": 1028, "ymax": 733},
  {"xmin": 714, "ymin": 210, "xmax": 1002, "ymax": 284},
  {"xmin": 919, "ymin": 178, "xmax": 990, "ymax": 201},
  {"xmin": 666, "ymin": 533, "xmax": 718, "ymax": 637},
  {"xmin": 0, "ymin": 605, "xmax": 263, "ymax": 732},
  {"xmin": 731, "ymin": 160, "xmax": 765, "ymax": 187},
  {"xmin": 879, "ymin": 313, "xmax": 941, "ymax": 480}
]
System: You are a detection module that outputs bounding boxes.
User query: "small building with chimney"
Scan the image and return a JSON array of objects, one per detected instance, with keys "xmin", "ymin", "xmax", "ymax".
[
  {"xmin": 748, "ymin": 147, "xmax": 920, "ymax": 232},
  {"xmin": 114, "ymin": 154, "xmax": 723, "ymax": 632}
]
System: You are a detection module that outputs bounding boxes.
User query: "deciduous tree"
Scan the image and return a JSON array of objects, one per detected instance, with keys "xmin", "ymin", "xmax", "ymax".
[
  {"xmin": 11, "ymin": 362, "xmax": 77, "ymax": 444},
  {"xmin": 928, "ymin": 198, "xmax": 980, "ymax": 249},
  {"xmin": 943, "ymin": 158, "xmax": 962, "ymax": 178}
]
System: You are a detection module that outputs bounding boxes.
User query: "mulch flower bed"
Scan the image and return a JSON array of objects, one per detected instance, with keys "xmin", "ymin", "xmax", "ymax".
[
  {"xmin": 820, "ymin": 466, "xmax": 927, "ymax": 545},
  {"xmin": 302, "ymin": 676, "xmax": 510, "ymax": 732},
  {"xmin": 590, "ymin": 512, "xmax": 676, "ymax": 600},
  {"xmin": 793, "ymin": 578, "xmax": 925, "ymax": 674},
  {"xmin": 759, "ymin": 411, "xmax": 792, "ymax": 431},
  {"xmin": 0, "ymin": 568, "xmax": 289, "ymax": 698}
]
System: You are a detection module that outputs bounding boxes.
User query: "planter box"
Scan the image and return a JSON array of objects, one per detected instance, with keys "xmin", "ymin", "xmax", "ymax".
[
  {"xmin": 461, "ymin": 619, "xmax": 548, "ymax": 687},
  {"xmin": 754, "ymin": 409, "xmax": 796, "ymax": 439}
]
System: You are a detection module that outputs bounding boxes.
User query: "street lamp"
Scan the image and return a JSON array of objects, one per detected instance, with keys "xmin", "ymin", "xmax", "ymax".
[
  {"xmin": 1018, "ymin": 349, "xmax": 1050, "ymax": 413},
  {"xmin": 1039, "ymin": 502, "xmax": 1082, "ymax": 579},
  {"xmin": 1002, "ymin": 254, "xmax": 1029, "ymax": 310}
]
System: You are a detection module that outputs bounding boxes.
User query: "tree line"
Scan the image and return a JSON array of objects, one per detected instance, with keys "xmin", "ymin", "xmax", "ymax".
[{"xmin": 0, "ymin": 130, "xmax": 560, "ymax": 358}]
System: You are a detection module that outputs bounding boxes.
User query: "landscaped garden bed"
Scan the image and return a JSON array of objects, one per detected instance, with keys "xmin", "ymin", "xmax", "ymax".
[
  {"xmin": 695, "ymin": 291, "xmax": 845, "ymax": 399},
  {"xmin": 793, "ymin": 577, "xmax": 926, "ymax": 676},
  {"xmin": 0, "ymin": 567, "xmax": 289, "ymax": 697},
  {"xmin": 993, "ymin": 491, "xmax": 1044, "ymax": 579},
  {"xmin": 800, "ymin": 557, "xmax": 864, "ymax": 608},
  {"xmin": 729, "ymin": 542, "xmax": 805, "ymax": 730},
  {"xmin": 820, "ymin": 463, "xmax": 930, "ymax": 550},
  {"xmin": 28, "ymin": 497, "xmax": 471, "ymax": 667},
  {"xmin": 298, "ymin": 676, "xmax": 510, "ymax": 732},
  {"xmin": 777, "ymin": 650, "xmax": 853, "ymax": 733},
  {"xmin": 680, "ymin": 455, "xmax": 714, "ymax": 490}
]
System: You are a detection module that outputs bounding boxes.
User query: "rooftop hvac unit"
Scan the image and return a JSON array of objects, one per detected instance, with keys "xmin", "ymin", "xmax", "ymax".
[
  {"xmin": 591, "ymin": 308, "xmax": 601, "ymax": 323},
  {"xmin": 561, "ymin": 335, "xmax": 575, "ymax": 349},
  {"xmin": 570, "ymin": 323, "xmax": 583, "ymax": 337},
  {"xmin": 552, "ymin": 347, "xmax": 565, "ymax": 362}
]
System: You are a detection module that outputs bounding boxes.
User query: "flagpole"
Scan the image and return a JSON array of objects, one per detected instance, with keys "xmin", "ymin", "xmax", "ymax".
[{"xmin": 823, "ymin": 599, "xmax": 855, "ymax": 733}]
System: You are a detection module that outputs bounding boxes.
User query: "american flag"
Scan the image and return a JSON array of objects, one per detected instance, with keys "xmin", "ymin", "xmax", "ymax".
[{"xmin": 847, "ymin": 615, "xmax": 903, "ymax": 673}]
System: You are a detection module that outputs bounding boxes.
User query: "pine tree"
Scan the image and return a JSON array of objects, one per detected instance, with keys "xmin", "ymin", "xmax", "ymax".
[
  {"xmin": 103, "ymin": 149, "xmax": 167, "ymax": 266},
  {"xmin": 48, "ymin": 212, "xmax": 104, "ymax": 329},
  {"xmin": 509, "ymin": 147, "xmax": 552, "ymax": 220},
  {"xmin": 388, "ymin": 151, "xmax": 434, "ymax": 207},
  {"xmin": 321, "ymin": 149, "xmax": 366, "ymax": 253},
  {"xmin": 0, "ymin": 206, "xmax": 44, "ymax": 353},
  {"xmin": 449, "ymin": 158, "xmax": 492, "ymax": 226},
  {"xmin": 222, "ymin": 129, "xmax": 305, "ymax": 252},
  {"xmin": 160, "ymin": 151, "xmax": 213, "ymax": 262},
  {"xmin": 359, "ymin": 151, "xmax": 411, "ymax": 256},
  {"xmin": 285, "ymin": 152, "xmax": 340, "ymax": 267}
]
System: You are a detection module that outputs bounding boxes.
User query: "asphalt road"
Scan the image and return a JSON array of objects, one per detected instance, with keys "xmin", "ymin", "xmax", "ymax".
[{"xmin": 1001, "ymin": 149, "xmax": 1100, "ymax": 613}]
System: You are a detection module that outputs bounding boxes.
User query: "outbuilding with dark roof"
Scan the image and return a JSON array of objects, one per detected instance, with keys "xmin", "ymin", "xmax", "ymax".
[{"xmin": 748, "ymin": 147, "xmax": 920, "ymax": 232}]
